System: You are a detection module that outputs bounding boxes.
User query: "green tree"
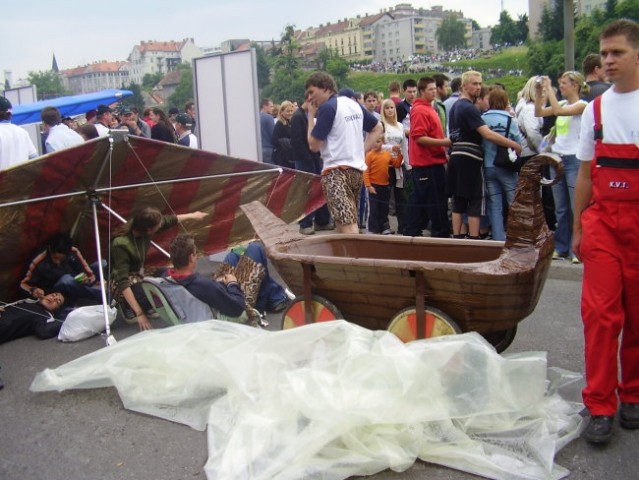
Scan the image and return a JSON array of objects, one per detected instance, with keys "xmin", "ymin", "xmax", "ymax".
[
  {"xmin": 436, "ymin": 15, "xmax": 467, "ymax": 51},
  {"xmin": 471, "ymin": 19, "xmax": 481, "ymax": 31},
  {"xmin": 262, "ymin": 25, "xmax": 305, "ymax": 102},
  {"xmin": 252, "ymin": 43, "xmax": 271, "ymax": 90},
  {"xmin": 142, "ymin": 72, "xmax": 163, "ymax": 91},
  {"xmin": 516, "ymin": 14, "xmax": 529, "ymax": 42},
  {"xmin": 120, "ymin": 82, "xmax": 145, "ymax": 113},
  {"xmin": 526, "ymin": 40, "xmax": 565, "ymax": 78},
  {"xmin": 537, "ymin": 2, "xmax": 564, "ymax": 42},
  {"xmin": 167, "ymin": 64, "xmax": 193, "ymax": 110},
  {"xmin": 616, "ymin": 0, "xmax": 639, "ymax": 21},
  {"xmin": 27, "ymin": 70, "xmax": 69, "ymax": 100},
  {"xmin": 491, "ymin": 11, "xmax": 519, "ymax": 46},
  {"xmin": 315, "ymin": 48, "xmax": 349, "ymax": 86}
]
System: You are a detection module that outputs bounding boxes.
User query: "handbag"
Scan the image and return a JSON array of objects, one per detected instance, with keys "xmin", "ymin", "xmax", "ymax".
[{"xmin": 493, "ymin": 116, "xmax": 518, "ymax": 172}]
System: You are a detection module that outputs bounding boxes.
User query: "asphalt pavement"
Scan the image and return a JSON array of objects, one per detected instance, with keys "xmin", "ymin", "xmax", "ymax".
[{"xmin": 1, "ymin": 250, "xmax": 636, "ymax": 480}]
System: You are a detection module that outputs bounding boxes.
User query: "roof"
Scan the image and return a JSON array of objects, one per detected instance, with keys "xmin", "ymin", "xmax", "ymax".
[{"xmin": 61, "ymin": 61, "xmax": 129, "ymax": 77}]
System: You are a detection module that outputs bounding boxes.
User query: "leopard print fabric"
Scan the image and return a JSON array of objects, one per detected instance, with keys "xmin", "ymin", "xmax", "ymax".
[
  {"xmin": 215, "ymin": 256, "xmax": 265, "ymax": 310},
  {"xmin": 321, "ymin": 168, "xmax": 363, "ymax": 226}
]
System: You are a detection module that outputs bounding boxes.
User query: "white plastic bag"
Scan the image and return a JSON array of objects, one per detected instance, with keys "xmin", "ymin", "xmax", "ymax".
[{"xmin": 58, "ymin": 305, "xmax": 117, "ymax": 342}]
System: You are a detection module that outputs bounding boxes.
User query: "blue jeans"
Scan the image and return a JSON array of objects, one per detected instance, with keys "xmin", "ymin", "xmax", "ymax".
[
  {"xmin": 224, "ymin": 243, "xmax": 286, "ymax": 312},
  {"xmin": 295, "ymin": 158, "xmax": 331, "ymax": 229},
  {"xmin": 485, "ymin": 167, "xmax": 518, "ymax": 241},
  {"xmin": 551, "ymin": 154, "xmax": 579, "ymax": 255},
  {"xmin": 53, "ymin": 261, "xmax": 104, "ymax": 306},
  {"xmin": 368, "ymin": 184, "xmax": 391, "ymax": 233}
]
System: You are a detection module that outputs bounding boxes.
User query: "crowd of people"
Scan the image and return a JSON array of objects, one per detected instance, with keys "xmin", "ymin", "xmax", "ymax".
[{"xmin": 1, "ymin": 19, "xmax": 638, "ymax": 448}]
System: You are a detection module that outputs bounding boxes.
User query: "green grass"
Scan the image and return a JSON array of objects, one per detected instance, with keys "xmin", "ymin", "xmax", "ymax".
[{"xmin": 344, "ymin": 47, "xmax": 529, "ymax": 103}]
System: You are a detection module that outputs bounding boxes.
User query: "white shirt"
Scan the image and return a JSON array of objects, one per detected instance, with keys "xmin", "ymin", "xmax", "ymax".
[
  {"xmin": 45, "ymin": 123, "xmax": 84, "ymax": 153},
  {"xmin": 95, "ymin": 123, "xmax": 110, "ymax": 137},
  {"xmin": 0, "ymin": 121, "xmax": 38, "ymax": 170},
  {"xmin": 552, "ymin": 99, "xmax": 587, "ymax": 156},
  {"xmin": 577, "ymin": 88, "xmax": 639, "ymax": 161}
]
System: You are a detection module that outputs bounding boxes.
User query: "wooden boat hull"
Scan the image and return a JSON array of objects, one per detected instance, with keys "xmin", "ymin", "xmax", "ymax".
[{"xmin": 241, "ymin": 154, "xmax": 562, "ymax": 336}]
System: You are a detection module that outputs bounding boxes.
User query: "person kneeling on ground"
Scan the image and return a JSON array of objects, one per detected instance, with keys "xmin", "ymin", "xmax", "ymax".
[{"xmin": 0, "ymin": 293, "xmax": 65, "ymax": 345}]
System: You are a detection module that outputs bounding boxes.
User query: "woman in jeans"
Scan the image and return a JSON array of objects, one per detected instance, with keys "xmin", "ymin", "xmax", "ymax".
[
  {"xmin": 482, "ymin": 89, "xmax": 523, "ymax": 241},
  {"xmin": 535, "ymin": 72, "xmax": 589, "ymax": 263}
]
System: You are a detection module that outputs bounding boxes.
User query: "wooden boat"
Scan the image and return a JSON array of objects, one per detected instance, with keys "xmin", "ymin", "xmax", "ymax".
[{"xmin": 241, "ymin": 154, "xmax": 563, "ymax": 352}]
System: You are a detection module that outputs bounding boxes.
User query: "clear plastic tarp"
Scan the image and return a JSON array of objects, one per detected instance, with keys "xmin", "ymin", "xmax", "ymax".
[{"xmin": 31, "ymin": 320, "xmax": 584, "ymax": 480}]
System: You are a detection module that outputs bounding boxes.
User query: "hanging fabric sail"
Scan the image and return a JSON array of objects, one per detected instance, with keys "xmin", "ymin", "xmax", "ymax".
[{"xmin": 0, "ymin": 134, "xmax": 325, "ymax": 302}]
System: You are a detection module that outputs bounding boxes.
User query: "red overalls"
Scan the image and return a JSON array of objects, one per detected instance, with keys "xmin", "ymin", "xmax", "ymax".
[{"xmin": 580, "ymin": 95, "xmax": 639, "ymax": 415}]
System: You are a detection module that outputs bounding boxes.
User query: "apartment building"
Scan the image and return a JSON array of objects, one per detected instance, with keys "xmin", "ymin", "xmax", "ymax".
[
  {"xmin": 60, "ymin": 61, "xmax": 130, "ymax": 95},
  {"xmin": 128, "ymin": 38, "xmax": 202, "ymax": 85}
]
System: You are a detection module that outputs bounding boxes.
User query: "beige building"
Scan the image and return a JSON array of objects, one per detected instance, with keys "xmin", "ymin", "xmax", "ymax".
[
  {"xmin": 576, "ymin": 0, "xmax": 607, "ymax": 15},
  {"xmin": 528, "ymin": 0, "xmax": 553, "ymax": 40},
  {"xmin": 128, "ymin": 39, "xmax": 202, "ymax": 85},
  {"xmin": 296, "ymin": 3, "xmax": 472, "ymax": 63},
  {"xmin": 60, "ymin": 61, "xmax": 130, "ymax": 95}
]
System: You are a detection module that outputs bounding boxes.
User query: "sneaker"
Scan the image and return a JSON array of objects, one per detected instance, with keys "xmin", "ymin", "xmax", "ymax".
[
  {"xmin": 584, "ymin": 415, "xmax": 614, "ymax": 444},
  {"xmin": 382, "ymin": 228, "xmax": 394, "ymax": 235},
  {"xmin": 620, "ymin": 403, "xmax": 639, "ymax": 429},
  {"xmin": 314, "ymin": 222, "xmax": 335, "ymax": 231},
  {"xmin": 552, "ymin": 250, "xmax": 567, "ymax": 260},
  {"xmin": 571, "ymin": 256, "xmax": 581, "ymax": 265},
  {"xmin": 146, "ymin": 309, "xmax": 160, "ymax": 319},
  {"xmin": 299, "ymin": 226, "xmax": 315, "ymax": 235},
  {"xmin": 268, "ymin": 299, "xmax": 289, "ymax": 313}
]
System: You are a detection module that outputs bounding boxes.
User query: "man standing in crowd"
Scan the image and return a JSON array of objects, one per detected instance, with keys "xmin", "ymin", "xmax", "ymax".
[
  {"xmin": 573, "ymin": 19, "xmax": 639, "ymax": 444},
  {"xmin": 290, "ymin": 91, "xmax": 332, "ymax": 235},
  {"xmin": 363, "ymin": 91, "xmax": 381, "ymax": 120},
  {"xmin": 259, "ymin": 98, "xmax": 275, "ymax": 163},
  {"xmin": 119, "ymin": 106, "xmax": 151, "ymax": 138},
  {"xmin": 447, "ymin": 71, "xmax": 521, "ymax": 239},
  {"xmin": 443, "ymin": 76, "xmax": 462, "ymax": 118},
  {"xmin": 94, "ymin": 104, "xmax": 113, "ymax": 137},
  {"xmin": 582, "ymin": 53, "xmax": 612, "ymax": 102},
  {"xmin": 388, "ymin": 81, "xmax": 402, "ymax": 106},
  {"xmin": 40, "ymin": 106, "xmax": 84, "ymax": 153},
  {"xmin": 0, "ymin": 96, "xmax": 38, "ymax": 170},
  {"xmin": 432, "ymin": 73, "xmax": 450, "ymax": 132},
  {"xmin": 306, "ymin": 71, "xmax": 381, "ymax": 234},
  {"xmin": 175, "ymin": 113, "xmax": 198, "ymax": 148},
  {"xmin": 404, "ymin": 77, "xmax": 452, "ymax": 238}
]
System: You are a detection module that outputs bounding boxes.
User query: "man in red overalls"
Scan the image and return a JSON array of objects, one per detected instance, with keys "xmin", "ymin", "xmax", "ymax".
[{"xmin": 573, "ymin": 19, "xmax": 639, "ymax": 444}]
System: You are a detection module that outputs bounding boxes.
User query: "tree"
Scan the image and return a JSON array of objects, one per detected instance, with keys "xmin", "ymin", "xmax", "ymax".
[
  {"xmin": 262, "ymin": 25, "xmax": 305, "ymax": 102},
  {"xmin": 537, "ymin": 1, "xmax": 564, "ymax": 42},
  {"xmin": 167, "ymin": 64, "xmax": 193, "ymax": 110},
  {"xmin": 615, "ymin": 0, "xmax": 639, "ymax": 21},
  {"xmin": 471, "ymin": 19, "xmax": 481, "ymax": 31},
  {"xmin": 27, "ymin": 70, "xmax": 69, "ymax": 100},
  {"xmin": 516, "ymin": 14, "xmax": 529, "ymax": 43},
  {"xmin": 120, "ymin": 82, "xmax": 145, "ymax": 114},
  {"xmin": 142, "ymin": 72, "xmax": 163, "ymax": 91},
  {"xmin": 436, "ymin": 15, "xmax": 467, "ymax": 51},
  {"xmin": 491, "ymin": 11, "xmax": 519, "ymax": 46},
  {"xmin": 315, "ymin": 48, "xmax": 349, "ymax": 86},
  {"xmin": 252, "ymin": 43, "xmax": 271, "ymax": 90}
]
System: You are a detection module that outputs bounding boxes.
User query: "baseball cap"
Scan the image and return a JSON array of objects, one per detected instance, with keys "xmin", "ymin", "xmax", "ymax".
[
  {"xmin": 168, "ymin": 107, "xmax": 180, "ymax": 115},
  {"xmin": 0, "ymin": 96, "xmax": 12, "ymax": 113},
  {"xmin": 96, "ymin": 104, "xmax": 112, "ymax": 116},
  {"xmin": 175, "ymin": 113, "xmax": 193, "ymax": 126},
  {"xmin": 119, "ymin": 106, "xmax": 133, "ymax": 115}
]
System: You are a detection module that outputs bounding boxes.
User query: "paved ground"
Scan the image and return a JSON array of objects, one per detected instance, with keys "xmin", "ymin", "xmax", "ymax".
[{"xmin": 1, "ymin": 240, "xmax": 636, "ymax": 480}]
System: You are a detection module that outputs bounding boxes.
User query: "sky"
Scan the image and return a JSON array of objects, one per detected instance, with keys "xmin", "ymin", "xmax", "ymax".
[{"xmin": 1, "ymin": 0, "xmax": 528, "ymax": 85}]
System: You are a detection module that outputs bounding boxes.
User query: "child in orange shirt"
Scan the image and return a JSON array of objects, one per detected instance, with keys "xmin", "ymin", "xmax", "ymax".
[{"xmin": 364, "ymin": 133, "xmax": 403, "ymax": 234}]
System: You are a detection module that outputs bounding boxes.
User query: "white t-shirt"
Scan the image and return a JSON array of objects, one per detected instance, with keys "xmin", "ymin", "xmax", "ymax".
[
  {"xmin": 95, "ymin": 123, "xmax": 110, "ymax": 137},
  {"xmin": 552, "ymin": 99, "xmax": 587, "ymax": 156},
  {"xmin": 577, "ymin": 88, "xmax": 639, "ymax": 161},
  {"xmin": 45, "ymin": 123, "xmax": 84, "ymax": 153},
  {"xmin": 0, "ymin": 121, "xmax": 38, "ymax": 170}
]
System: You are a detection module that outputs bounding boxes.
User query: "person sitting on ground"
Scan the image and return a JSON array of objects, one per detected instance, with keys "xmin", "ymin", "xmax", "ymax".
[
  {"xmin": 110, "ymin": 206, "xmax": 207, "ymax": 331},
  {"xmin": 0, "ymin": 293, "xmax": 65, "ymax": 345},
  {"xmin": 20, "ymin": 233, "xmax": 102, "ymax": 307},
  {"xmin": 163, "ymin": 233, "xmax": 246, "ymax": 318}
]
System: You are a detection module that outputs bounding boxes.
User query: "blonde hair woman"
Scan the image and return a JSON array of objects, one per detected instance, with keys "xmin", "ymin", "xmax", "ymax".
[
  {"xmin": 380, "ymin": 98, "xmax": 407, "ymax": 234},
  {"xmin": 535, "ymin": 71, "xmax": 590, "ymax": 263},
  {"xmin": 271, "ymin": 100, "xmax": 295, "ymax": 167}
]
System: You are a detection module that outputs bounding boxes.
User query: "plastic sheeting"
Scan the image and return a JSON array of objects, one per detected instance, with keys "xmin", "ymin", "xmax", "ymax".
[{"xmin": 30, "ymin": 320, "xmax": 584, "ymax": 480}]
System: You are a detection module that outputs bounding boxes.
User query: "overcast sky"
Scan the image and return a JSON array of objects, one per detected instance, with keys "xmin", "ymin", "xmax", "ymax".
[{"xmin": 1, "ymin": 0, "xmax": 528, "ymax": 84}]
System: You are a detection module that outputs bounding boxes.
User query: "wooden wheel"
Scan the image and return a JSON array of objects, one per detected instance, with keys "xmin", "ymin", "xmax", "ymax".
[
  {"xmin": 281, "ymin": 295, "xmax": 342, "ymax": 330},
  {"xmin": 481, "ymin": 326, "xmax": 518, "ymax": 353},
  {"xmin": 388, "ymin": 306, "xmax": 461, "ymax": 342}
]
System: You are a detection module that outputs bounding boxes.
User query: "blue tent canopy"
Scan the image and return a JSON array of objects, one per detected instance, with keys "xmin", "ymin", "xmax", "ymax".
[{"xmin": 11, "ymin": 89, "xmax": 133, "ymax": 126}]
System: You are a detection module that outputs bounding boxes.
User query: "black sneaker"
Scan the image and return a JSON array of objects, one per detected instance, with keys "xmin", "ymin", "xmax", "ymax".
[
  {"xmin": 584, "ymin": 415, "xmax": 614, "ymax": 444},
  {"xmin": 620, "ymin": 403, "xmax": 639, "ymax": 429}
]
